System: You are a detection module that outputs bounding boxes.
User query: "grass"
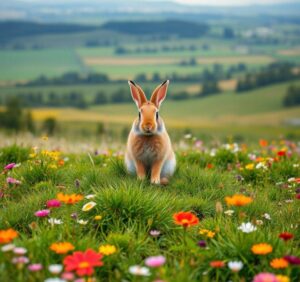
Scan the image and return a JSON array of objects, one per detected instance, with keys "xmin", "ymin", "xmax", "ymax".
[{"xmin": 0, "ymin": 137, "xmax": 299, "ymax": 281}]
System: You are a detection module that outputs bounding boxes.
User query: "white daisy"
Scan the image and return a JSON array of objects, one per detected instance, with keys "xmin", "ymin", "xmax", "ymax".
[
  {"xmin": 238, "ymin": 222, "xmax": 257, "ymax": 233},
  {"xmin": 129, "ymin": 265, "xmax": 150, "ymax": 276},
  {"xmin": 228, "ymin": 261, "xmax": 243, "ymax": 272},
  {"xmin": 48, "ymin": 264, "xmax": 63, "ymax": 274}
]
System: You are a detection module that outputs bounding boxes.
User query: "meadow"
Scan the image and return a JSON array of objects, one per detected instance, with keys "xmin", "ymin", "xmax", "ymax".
[{"xmin": 0, "ymin": 137, "xmax": 299, "ymax": 281}]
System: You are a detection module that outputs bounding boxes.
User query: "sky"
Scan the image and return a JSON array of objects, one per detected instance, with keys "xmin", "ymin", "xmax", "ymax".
[
  {"xmin": 174, "ymin": 0, "xmax": 295, "ymax": 5},
  {"xmin": 17, "ymin": 0, "xmax": 297, "ymax": 4}
]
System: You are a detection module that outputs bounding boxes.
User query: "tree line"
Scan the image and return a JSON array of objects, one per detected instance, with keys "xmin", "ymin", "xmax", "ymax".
[
  {"xmin": 283, "ymin": 85, "xmax": 300, "ymax": 107},
  {"xmin": 236, "ymin": 63, "xmax": 300, "ymax": 92}
]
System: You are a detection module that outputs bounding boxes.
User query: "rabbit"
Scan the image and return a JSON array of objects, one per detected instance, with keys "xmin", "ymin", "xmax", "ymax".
[{"xmin": 125, "ymin": 80, "xmax": 176, "ymax": 185}]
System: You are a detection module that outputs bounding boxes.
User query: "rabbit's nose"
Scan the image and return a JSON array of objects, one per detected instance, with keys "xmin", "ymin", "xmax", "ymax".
[{"xmin": 144, "ymin": 123, "xmax": 152, "ymax": 131}]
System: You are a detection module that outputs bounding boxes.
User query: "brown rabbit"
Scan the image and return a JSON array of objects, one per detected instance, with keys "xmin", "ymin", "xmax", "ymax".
[{"xmin": 125, "ymin": 80, "xmax": 176, "ymax": 184}]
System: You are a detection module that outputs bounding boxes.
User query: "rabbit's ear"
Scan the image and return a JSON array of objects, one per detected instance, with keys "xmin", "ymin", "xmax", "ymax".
[
  {"xmin": 128, "ymin": 80, "xmax": 147, "ymax": 108},
  {"xmin": 150, "ymin": 80, "xmax": 169, "ymax": 109}
]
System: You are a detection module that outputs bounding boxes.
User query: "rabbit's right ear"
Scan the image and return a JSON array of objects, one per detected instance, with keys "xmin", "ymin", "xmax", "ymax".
[{"xmin": 128, "ymin": 80, "xmax": 147, "ymax": 108}]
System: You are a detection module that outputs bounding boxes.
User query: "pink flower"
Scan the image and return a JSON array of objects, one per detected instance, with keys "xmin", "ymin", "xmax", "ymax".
[
  {"xmin": 12, "ymin": 256, "xmax": 29, "ymax": 264},
  {"xmin": 28, "ymin": 263, "xmax": 43, "ymax": 272},
  {"xmin": 6, "ymin": 177, "xmax": 21, "ymax": 185},
  {"xmin": 61, "ymin": 272, "xmax": 75, "ymax": 281},
  {"xmin": 4, "ymin": 163, "xmax": 16, "ymax": 170},
  {"xmin": 253, "ymin": 272, "xmax": 279, "ymax": 282},
  {"xmin": 284, "ymin": 255, "xmax": 300, "ymax": 265},
  {"xmin": 145, "ymin": 255, "xmax": 166, "ymax": 268},
  {"xmin": 13, "ymin": 247, "xmax": 27, "ymax": 255},
  {"xmin": 34, "ymin": 209, "xmax": 50, "ymax": 217},
  {"xmin": 149, "ymin": 230, "xmax": 161, "ymax": 237},
  {"xmin": 46, "ymin": 199, "xmax": 61, "ymax": 208}
]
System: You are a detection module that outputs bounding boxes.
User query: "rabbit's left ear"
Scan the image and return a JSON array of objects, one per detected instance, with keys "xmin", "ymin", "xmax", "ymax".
[{"xmin": 150, "ymin": 80, "xmax": 169, "ymax": 109}]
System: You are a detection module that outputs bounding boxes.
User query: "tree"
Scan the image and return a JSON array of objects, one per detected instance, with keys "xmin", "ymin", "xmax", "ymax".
[
  {"xmin": 0, "ymin": 97, "xmax": 23, "ymax": 132},
  {"xmin": 223, "ymin": 27, "xmax": 235, "ymax": 39},
  {"xmin": 94, "ymin": 92, "xmax": 108, "ymax": 105},
  {"xmin": 200, "ymin": 80, "xmax": 221, "ymax": 97},
  {"xmin": 24, "ymin": 111, "xmax": 36, "ymax": 134},
  {"xmin": 43, "ymin": 117, "xmax": 57, "ymax": 136},
  {"xmin": 283, "ymin": 85, "xmax": 300, "ymax": 107}
]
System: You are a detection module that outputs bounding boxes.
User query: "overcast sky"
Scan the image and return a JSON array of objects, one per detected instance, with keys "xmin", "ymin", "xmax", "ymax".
[{"xmin": 18, "ymin": 0, "xmax": 296, "ymax": 4}]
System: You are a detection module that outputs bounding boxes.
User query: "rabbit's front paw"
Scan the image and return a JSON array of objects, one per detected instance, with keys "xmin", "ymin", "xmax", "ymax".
[{"xmin": 151, "ymin": 177, "xmax": 160, "ymax": 185}]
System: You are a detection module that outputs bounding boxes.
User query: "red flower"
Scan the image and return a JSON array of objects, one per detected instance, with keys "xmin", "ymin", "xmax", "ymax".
[
  {"xmin": 173, "ymin": 211, "xmax": 199, "ymax": 228},
  {"xmin": 210, "ymin": 260, "xmax": 225, "ymax": 268},
  {"xmin": 63, "ymin": 249, "xmax": 103, "ymax": 276},
  {"xmin": 279, "ymin": 232, "xmax": 294, "ymax": 241},
  {"xmin": 277, "ymin": 150, "xmax": 286, "ymax": 157},
  {"xmin": 206, "ymin": 163, "xmax": 214, "ymax": 169}
]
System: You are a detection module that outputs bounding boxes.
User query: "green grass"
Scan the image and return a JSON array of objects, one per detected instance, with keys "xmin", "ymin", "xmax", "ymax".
[
  {"xmin": 0, "ymin": 138, "xmax": 299, "ymax": 281},
  {"xmin": 0, "ymin": 49, "xmax": 84, "ymax": 81}
]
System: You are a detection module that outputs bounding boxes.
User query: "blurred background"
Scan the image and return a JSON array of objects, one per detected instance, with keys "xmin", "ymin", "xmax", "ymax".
[{"xmin": 0, "ymin": 0, "xmax": 300, "ymax": 146}]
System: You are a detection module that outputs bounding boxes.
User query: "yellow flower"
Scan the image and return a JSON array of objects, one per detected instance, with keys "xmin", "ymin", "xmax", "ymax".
[
  {"xmin": 29, "ymin": 153, "xmax": 36, "ymax": 158},
  {"xmin": 49, "ymin": 164, "xmax": 57, "ymax": 170},
  {"xmin": 276, "ymin": 275, "xmax": 290, "ymax": 282},
  {"xmin": 251, "ymin": 243, "xmax": 273, "ymax": 255},
  {"xmin": 94, "ymin": 215, "xmax": 102, "ymax": 221},
  {"xmin": 41, "ymin": 136, "xmax": 48, "ymax": 141},
  {"xmin": 99, "ymin": 244, "xmax": 117, "ymax": 256},
  {"xmin": 199, "ymin": 229, "xmax": 215, "ymax": 238},
  {"xmin": 270, "ymin": 258, "xmax": 289, "ymax": 269},
  {"xmin": 245, "ymin": 163, "xmax": 254, "ymax": 170},
  {"xmin": 82, "ymin": 202, "xmax": 97, "ymax": 212}
]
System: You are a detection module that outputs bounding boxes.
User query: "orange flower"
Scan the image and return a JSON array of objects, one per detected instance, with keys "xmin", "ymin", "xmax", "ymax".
[
  {"xmin": 259, "ymin": 139, "xmax": 268, "ymax": 147},
  {"xmin": 0, "ymin": 228, "xmax": 18, "ymax": 244},
  {"xmin": 251, "ymin": 243, "xmax": 273, "ymax": 255},
  {"xmin": 50, "ymin": 242, "xmax": 75, "ymax": 254},
  {"xmin": 57, "ymin": 193, "xmax": 83, "ymax": 204},
  {"xmin": 270, "ymin": 258, "xmax": 289, "ymax": 269},
  {"xmin": 210, "ymin": 260, "xmax": 225, "ymax": 268},
  {"xmin": 225, "ymin": 194, "xmax": 253, "ymax": 207},
  {"xmin": 173, "ymin": 211, "xmax": 199, "ymax": 228}
]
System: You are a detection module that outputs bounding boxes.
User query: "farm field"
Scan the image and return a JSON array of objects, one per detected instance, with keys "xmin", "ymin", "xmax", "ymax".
[{"xmin": 0, "ymin": 137, "xmax": 299, "ymax": 281}]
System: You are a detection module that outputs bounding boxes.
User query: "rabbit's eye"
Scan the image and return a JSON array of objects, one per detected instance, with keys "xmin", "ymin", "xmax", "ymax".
[
  {"xmin": 156, "ymin": 112, "xmax": 159, "ymax": 120},
  {"xmin": 138, "ymin": 112, "xmax": 141, "ymax": 120}
]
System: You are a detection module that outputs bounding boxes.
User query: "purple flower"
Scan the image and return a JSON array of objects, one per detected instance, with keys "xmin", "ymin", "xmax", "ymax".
[
  {"xmin": 75, "ymin": 179, "xmax": 80, "ymax": 188},
  {"xmin": 149, "ymin": 230, "xmax": 161, "ymax": 237},
  {"xmin": 71, "ymin": 212, "xmax": 78, "ymax": 219},
  {"xmin": 46, "ymin": 199, "xmax": 61, "ymax": 208},
  {"xmin": 284, "ymin": 255, "xmax": 300, "ymax": 265},
  {"xmin": 28, "ymin": 263, "xmax": 43, "ymax": 272},
  {"xmin": 4, "ymin": 163, "xmax": 16, "ymax": 170},
  {"xmin": 145, "ymin": 255, "xmax": 166, "ymax": 268},
  {"xmin": 198, "ymin": 240, "xmax": 207, "ymax": 248},
  {"xmin": 34, "ymin": 209, "xmax": 50, "ymax": 217},
  {"xmin": 252, "ymin": 272, "xmax": 279, "ymax": 282},
  {"xmin": 6, "ymin": 177, "xmax": 21, "ymax": 185}
]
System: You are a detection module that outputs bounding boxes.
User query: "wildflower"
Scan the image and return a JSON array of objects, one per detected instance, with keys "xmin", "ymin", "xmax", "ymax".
[
  {"xmin": 296, "ymin": 194, "xmax": 300, "ymax": 200},
  {"xmin": 1, "ymin": 243, "xmax": 15, "ymax": 252},
  {"xmin": 75, "ymin": 179, "xmax": 80, "ymax": 188},
  {"xmin": 35, "ymin": 209, "xmax": 50, "ymax": 217},
  {"xmin": 6, "ymin": 177, "xmax": 21, "ymax": 185},
  {"xmin": 225, "ymin": 194, "xmax": 253, "ymax": 207},
  {"xmin": 276, "ymin": 275, "xmax": 290, "ymax": 282},
  {"xmin": 4, "ymin": 163, "xmax": 16, "ymax": 170},
  {"xmin": 224, "ymin": 210, "xmax": 234, "ymax": 216},
  {"xmin": 41, "ymin": 135, "xmax": 48, "ymax": 141},
  {"xmin": 259, "ymin": 139, "xmax": 268, "ymax": 147},
  {"xmin": 61, "ymin": 272, "xmax": 75, "ymax": 281},
  {"xmin": 0, "ymin": 228, "xmax": 18, "ymax": 244},
  {"xmin": 71, "ymin": 213, "xmax": 78, "ymax": 219},
  {"xmin": 238, "ymin": 222, "xmax": 257, "ymax": 233},
  {"xmin": 82, "ymin": 201, "xmax": 97, "ymax": 212},
  {"xmin": 48, "ymin": 264, "xmax": 63, "ymax": 274},
  {"xmin": 48, "ymin": 218, "xmax": 63, "ymax": 225},
  {"xmin": 279, "ymin": 232, "xmax": 294, "ymax": 241},
  {"xmin": 197, "ymin": 240, "xmax": 207, "ymax": 248},
  {"xmin": 77, "ymin": 220, "xmax": 88, "ymax": 225},
  {"xmin": 256, "ymin": 220, "xmax": 264, "ymax": 225},
  {"xmin": 129, "ymin": 265, "xmax": 151, "ymax": 276},
  {"xmin": 44, "ymin": 278, "xmax": 66, "ymax": 282},
  {"xmin": 283, "ymin": 255, "xmax": 300, "ymax": 265},
  {"xmin": 228, "ymin": 261, "xmax": 243, "ymax": 272},
  {"xmin": 63, "ymin": 249, "xmax": 103, "ymax": 276},
  {"xmin": 199, "ymin": 229, "xmax": 215, "ymax": 238},
  {"xmin": 13, "ymin": 247, "xmax": 27, "ymax": 255},
  {"xmin": 210, "ymin": 260, "xmax": 225, "ymax": 268},
  {"xmin": 28, "ymin": 263, "xmax": 43, "ymax": 272},
  {"xmin": 99, "ymin": 244, "xmax": 117, "ymax": 256},
  {"xmin": 207, "ymin": 163, "xmax": 214, "ymax": 169},
  {"xmin": 47, "ymin": 199, "xmax": 61, "ymax": 208},
  {"xmin": 12, "ymin": 256, "xmax": 29, "ymax": 265},
  {"xmin": 57, "ymin": 193, "xmax": 83, "ymax": 205},
  {"xmin": 245, "ymin": 163, "xmax": 255, "ymax": 170},
  {"xmin": 173, "ymin": 211, "xmax": 199, "ymax": 228},
  {"xmin": 253, "ymin": 272, "xmax": 279, "ymax": 282},
  {"xmin": 94, "ymin": 215, "xmax": 102, "ymax": 221},
  {"xmin": 277, "ymin": 150, "xmax": 286, "ymax": 157},
  {"xmin": 270, "ymin": 258, "xmax": 288, "ymax": 269},
  {"xmin": 85, "ymin": 194, "xmax": 95, "ymax": 199},
  {"xmin": 262, "ymin": 213, "xmax": 271, "ymax": 220},
  {"xmin": 50, "ymin": 242, "xmax": 75, "ymax": 254},
  {"xmin": 145, "ymin": 255, "xmax": 166, "ymax": 268},
  {"xmin": 149, "ymin": 230, "xmax": 160, "ymax": 237},
  {"xmin": 251, "ymin": 243, "xmax": 273, "ymax": 255}
]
